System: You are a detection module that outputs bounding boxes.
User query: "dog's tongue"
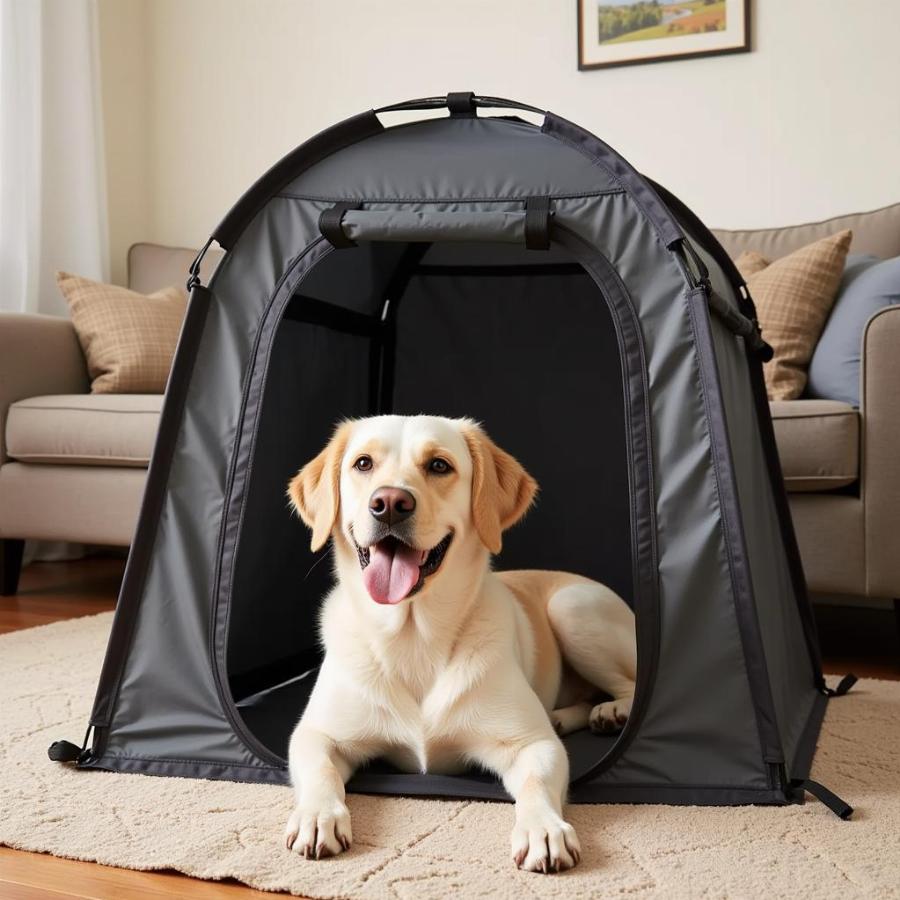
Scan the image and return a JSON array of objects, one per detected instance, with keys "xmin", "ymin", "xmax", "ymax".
[{"xmin": 363, "ymin": 540, "xmax": 426, "ymax": 604}]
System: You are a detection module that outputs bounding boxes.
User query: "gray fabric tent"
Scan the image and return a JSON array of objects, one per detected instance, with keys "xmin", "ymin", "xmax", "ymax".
[{"xmin": 51, "ymin": 94, "xmax": 854, "ymax": 814}]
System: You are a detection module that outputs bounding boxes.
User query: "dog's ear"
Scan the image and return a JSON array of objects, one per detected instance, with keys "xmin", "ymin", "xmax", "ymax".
[
  {"xmin": 287, "ymin": 422, "xmax": 353, "ymax": 552},
  {"xmin": 462, "ymin": 423, "xmax": 538, "ymax": 555}
]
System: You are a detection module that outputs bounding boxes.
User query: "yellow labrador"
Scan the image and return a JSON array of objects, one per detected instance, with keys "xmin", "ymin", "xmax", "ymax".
[{"xmin": 284, "ymin": 415, "xmax": 636, "ymax": 872}]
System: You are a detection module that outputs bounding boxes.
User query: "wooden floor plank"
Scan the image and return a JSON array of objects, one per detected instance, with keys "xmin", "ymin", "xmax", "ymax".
[
  {"xmin": 0, "ymin": 848, "xmax": 279, "ymax": 899},
  {"xmin": 1, "ymin": 555, "xmax": 897, "ymax": 898}
]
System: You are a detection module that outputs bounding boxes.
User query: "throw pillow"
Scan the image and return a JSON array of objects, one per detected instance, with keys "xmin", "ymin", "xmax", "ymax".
[
  {"xmin": 57, "ymin": 272, "xmax": 186, "ymax": 393},
  {"xmin": 735, "ymin": 229, "xmax": 852, "ymax": 400},
  {"xmin": 807, "ymin": 254, "xmax": 900, "ymax": 407}
]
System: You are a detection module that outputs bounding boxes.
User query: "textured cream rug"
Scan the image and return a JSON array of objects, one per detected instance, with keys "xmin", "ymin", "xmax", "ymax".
[{"xmin": 2, "ymin": 613, "xmax": 899, "ymax": 899}]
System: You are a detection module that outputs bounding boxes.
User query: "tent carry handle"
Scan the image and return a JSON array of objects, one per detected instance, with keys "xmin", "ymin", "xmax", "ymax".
[{"xmin": 319, "ymin": 198, "xmax": 552, "ymax": 250}]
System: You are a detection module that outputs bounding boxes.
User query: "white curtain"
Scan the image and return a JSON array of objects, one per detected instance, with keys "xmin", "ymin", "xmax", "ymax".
[{"xmin": 0, "ymin": 0, "xmax": 108, "ymax": 316}]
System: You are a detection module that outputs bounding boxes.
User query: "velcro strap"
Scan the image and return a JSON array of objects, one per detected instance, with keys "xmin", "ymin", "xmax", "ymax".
[
  {"xmin": 447, "ymin": 92, "xmax": 476, "ymax": 117},
  {"xmin": 524, "ymin": 196, "xmax": 551, "ymax": 250},
  {"xmin": 319, "ymin": 202, "xmax": 360, "ymax": 249}
]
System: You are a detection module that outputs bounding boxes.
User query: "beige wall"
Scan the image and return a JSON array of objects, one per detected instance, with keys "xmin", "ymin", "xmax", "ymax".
[
  {"xmin": 97, "ymin": 0, "xmax": 151, "ymax": 286},
  {"xmin": 98, "ymin": 0, "xmax": 900, "ymax": 280}
]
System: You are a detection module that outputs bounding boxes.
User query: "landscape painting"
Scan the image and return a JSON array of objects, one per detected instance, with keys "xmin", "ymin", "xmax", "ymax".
[{"xmin": 578, "ymin": 0, "xmax": 750, "ymax": 70}]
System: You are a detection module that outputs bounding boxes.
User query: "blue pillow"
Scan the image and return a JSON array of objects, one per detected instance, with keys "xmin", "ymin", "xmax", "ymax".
[{"xmin": 806, "ymin": 254, "xmax": 900, "ymax": 407}]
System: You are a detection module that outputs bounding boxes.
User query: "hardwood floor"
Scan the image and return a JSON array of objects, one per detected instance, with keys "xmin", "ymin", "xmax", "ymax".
[
  {"xmin": 0, "ymin": 556, "xmax": 123, "ymax": 634},
  {"xmin": 1, "ymin": 556, "xmax": 898, "ymax": 898}
]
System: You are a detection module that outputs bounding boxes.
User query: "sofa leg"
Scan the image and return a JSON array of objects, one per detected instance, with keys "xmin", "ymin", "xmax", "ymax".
[
  {"xmin": 0, "ymin": 539, "xmax": 25, "ymax": 596},
  {"xmin": 895, "ymin": 599, "xmax": 900, "ymax": 650}
]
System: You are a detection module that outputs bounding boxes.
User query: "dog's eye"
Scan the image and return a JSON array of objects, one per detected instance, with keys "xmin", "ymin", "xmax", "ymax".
[
  {"xmin": 428, "ymin": 457, "xmax": 452, "ymax": 475},
  {"xmin": 353, "ymin": 455, "xmax": 373, "ymax": 472}
]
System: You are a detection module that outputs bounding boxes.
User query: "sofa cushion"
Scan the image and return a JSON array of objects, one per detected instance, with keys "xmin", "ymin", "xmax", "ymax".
[
  {"xmin": 57, "ymin": 271, "xmax": 186, "ymax": 394},
  {"xmin": 770, "ymin": 400, "xmax": 859, "ymax": 492},
  {"xmin": 5, "ymin": 394, "xmax": 162, "ymax": 467},
  {"xmin": 807, "ymin": 254, "xmax": 900, "ymax": 408},
  {"xmin": 736, "ymin": 230, "xmax": 852, "ymax": 400}
]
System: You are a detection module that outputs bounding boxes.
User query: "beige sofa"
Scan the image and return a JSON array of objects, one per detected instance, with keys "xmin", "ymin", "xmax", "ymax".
[
  {"xmin": 1, "ymin": 210, "xmax": 899, "ymax": 602},
  {"xmin": 0, "ymin": 244, "xmax": 220, "ymax": 593}
]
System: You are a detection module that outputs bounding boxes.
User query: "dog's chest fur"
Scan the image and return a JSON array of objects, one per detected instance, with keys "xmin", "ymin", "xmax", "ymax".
[{"xmin": 319, "ymin": 576, "xmax": 534, "ymax": 774}]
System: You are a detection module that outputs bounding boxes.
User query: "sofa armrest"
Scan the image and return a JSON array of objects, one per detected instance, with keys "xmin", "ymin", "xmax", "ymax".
[
  {"xmin": 0, "ymin": 313, "xmax": 90, "ymax": 465},
  {"xmin": 861, "ymin": 304, "xmax": 900, "ymax": 597}
]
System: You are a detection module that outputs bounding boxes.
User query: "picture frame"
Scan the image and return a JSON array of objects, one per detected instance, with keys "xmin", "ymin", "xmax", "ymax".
[{"xmin": 578, "ymin": 0, "xmax": 751, "ymax": 71}]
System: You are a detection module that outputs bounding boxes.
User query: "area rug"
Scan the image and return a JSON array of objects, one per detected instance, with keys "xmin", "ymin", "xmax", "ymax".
[{"xmin": 1, "ymin": 613, "xmax": 898, "ymax": 898}]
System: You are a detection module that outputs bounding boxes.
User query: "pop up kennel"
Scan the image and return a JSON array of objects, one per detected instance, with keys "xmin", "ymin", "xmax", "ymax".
[{"xmin": 53, "ymin": 93, "xmax": 854, "ymax": 814}]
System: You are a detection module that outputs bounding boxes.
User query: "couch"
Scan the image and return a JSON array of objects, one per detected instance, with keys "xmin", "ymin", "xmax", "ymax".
[
  {"xmin": 0, "ymin": 244, "xmax": 220, "ymax": 593},
  {"xmin": 1, "ymin": 208, "xmax": 899, "ymax": 602}
]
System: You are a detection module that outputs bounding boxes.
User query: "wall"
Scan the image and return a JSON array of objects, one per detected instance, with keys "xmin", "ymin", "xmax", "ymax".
[
  {"xmin": 97, "ymin": 0, "xmax": 150, "ymax": 286},
  {"xmin": 98, "ymin": 0, "xmax": 900, "ymax": 278}
]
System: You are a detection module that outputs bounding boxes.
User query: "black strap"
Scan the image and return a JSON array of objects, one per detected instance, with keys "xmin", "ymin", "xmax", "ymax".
[
  {"xmin": 823, "ymin": 673, "xmax": 858, "ymax": 697},
  {"xmin": 319, "ymin": 201, "xmax": 360, "ymax": 249},
  {"xmin": 524, "ymin": 196, "xmax": 551, "ymax": 250},
  {"xmin": 376, "ymin": 94, "xmax": 544, "ymax": 117},
  {"xmin": 447, "ymin": 92, "xmax": 476, "ymax": 117},
  {"xmin": 791, "ymin": 778, "xmax": 854, "ymax": 819}
]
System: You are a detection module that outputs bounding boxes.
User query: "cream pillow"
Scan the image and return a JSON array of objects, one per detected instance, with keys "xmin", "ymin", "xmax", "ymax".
[
  {"xmin": 736, "ymin": 230, "xmax": 852, "ymax": 400},
  {"xmin": 57, "ymin": 272, "xmax": 187, "ymax": 394}
]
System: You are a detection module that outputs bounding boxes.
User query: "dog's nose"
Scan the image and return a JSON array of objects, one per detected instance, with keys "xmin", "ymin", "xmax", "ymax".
[{"xmin": 369, "ymin": 486, "xmax": 416, "ymax": 525}]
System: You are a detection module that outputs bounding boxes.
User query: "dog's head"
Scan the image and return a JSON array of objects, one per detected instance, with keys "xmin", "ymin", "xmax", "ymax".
[{"xmin": 287, "ymin": 416, "xmax": 537, "ymax": 605}]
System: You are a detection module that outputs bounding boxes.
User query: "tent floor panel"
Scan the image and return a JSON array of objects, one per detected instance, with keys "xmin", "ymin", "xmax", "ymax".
[{"xmin": 233, "ymin": 669, "xmax": 622, "ymax": 798}]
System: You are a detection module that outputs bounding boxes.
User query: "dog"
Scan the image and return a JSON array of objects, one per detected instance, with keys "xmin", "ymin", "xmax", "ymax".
[{"xmin": 284, "ymin": 415, "xmax": 636, "ymax": 872}]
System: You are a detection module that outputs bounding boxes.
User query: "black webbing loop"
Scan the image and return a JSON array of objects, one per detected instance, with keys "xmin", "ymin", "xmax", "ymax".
[
  {"xmin": 186, "ymin": 237, "xmax": 213, "ymax": 292},
  {"xmin": 705, "ymin": 290, "xmax": 774, "ymax": 361},
  {"xmin": 319, "ymin": 202, "xmax": 361, "ymax": 249},
  {"xmin": 524, "ymin": 196, "xmax": 551, "ymax": 250},
  {"xmin": 447, "ymin": 92, "xmax": 476, "ymax": 117},
  {"xmin": 791, "ymin": 779, "xmax": 854, "ymax": 819},
  {"xmin": 822, "ymin": 672, "xmax": 858, "ymax": 697}
]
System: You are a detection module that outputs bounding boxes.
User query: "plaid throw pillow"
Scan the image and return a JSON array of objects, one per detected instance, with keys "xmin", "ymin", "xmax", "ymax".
[
  {"xmin": 736, "ymin": 230, "xmax": 852, "ymax": 400},
  {"xmin": 57, "ymin": 272, "xmax": 187, "ymax": 394}
]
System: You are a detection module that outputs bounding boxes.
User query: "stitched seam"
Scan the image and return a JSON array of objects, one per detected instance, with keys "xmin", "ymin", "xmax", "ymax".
[
  {"xmin": 9, "ymin": 454, "xmax": 148, "ymax": 465},
  {"xmin": 580, "ymin": 782, "xmax": 775, "ymax": 792},
  {"xmin": 785, "ymin": 475, "xmax": 856, "ymax": 482},
  {"xmin": 93, "ymin": 753, "xmax": 281, "ymax": 770},
  {"xmin": 773, "ymin": 412, "xmax": 856, "ymax": 421},
  {"xmin": 11, "ymin": 405, "xmax": 160, "ymax": 414},
  {"xmin": 275, "ymin": 189, "xmax": 626, "ymax": 203},
  {"xmin": 541, "ymin": 124, "xmax": 626, "ymax": 192},
  {"xmin": 687, "ymin": 291, "xmax": 774, "ymax": 773},
  {"xmin": 543, "ymin": 124, "xmax": 670, "ymax": 248}
]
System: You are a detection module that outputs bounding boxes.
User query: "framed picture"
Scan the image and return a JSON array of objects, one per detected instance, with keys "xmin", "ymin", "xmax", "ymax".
[{"xmin": 578, "ymin": 0, "xmax": 751, "ymax": 70}]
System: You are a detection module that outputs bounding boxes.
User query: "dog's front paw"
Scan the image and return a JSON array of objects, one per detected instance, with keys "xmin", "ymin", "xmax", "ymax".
[
  {"xmin": 589, "ymin": 697, "xmax": 632, "ymax": 733},
  {"xmin": 285, "ymin": 800, "xmax": 352, "ymax": 859},
  {"xmin": 511, "ymin": 809, "xmax": 581, "ymax": 873}
]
